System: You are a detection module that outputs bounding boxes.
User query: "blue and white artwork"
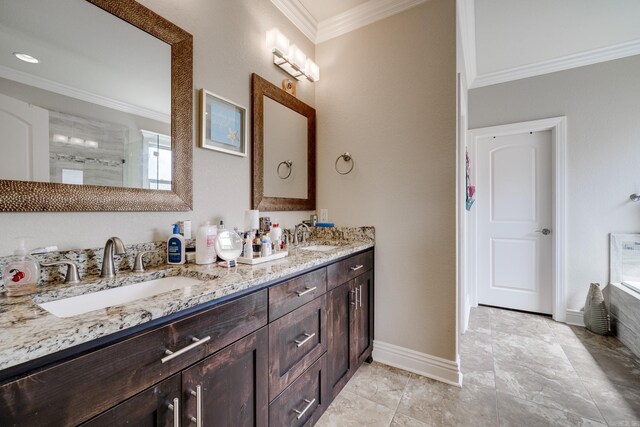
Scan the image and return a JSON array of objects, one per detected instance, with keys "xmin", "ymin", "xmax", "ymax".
[{"xmin": 210, "ymin": 99, "xmax": 242, "ymax": 148}]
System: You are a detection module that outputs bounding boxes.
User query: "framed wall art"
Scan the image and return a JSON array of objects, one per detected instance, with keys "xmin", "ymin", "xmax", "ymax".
[{"xmin": 199, "ymin": 88, "xmax": 247, "ymax": 156}]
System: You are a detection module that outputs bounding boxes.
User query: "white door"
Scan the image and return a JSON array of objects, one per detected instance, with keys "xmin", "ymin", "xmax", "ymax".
[
  {"xmin": 0, "ymin": 92, "xmax": 50, "ymax": 181},
  {"xmin": 476, "ymin": 130, "xmax": 552, "ymax": 314}
]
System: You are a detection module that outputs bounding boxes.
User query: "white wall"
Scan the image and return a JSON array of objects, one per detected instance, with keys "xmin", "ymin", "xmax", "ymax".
[
  {"xmin": 0, "ymin": 0, "xmax": 316, "ymax": 256},
  {"xmin": 316, "ymin": 0, "xmax": 457, "ymax": 360},
  {"xmin": 468, "ymin": 55, "xmax": 640, "ymax": 311},
  {"xmin": 475, "ymin": 0, "xmax": 640, "ymax": 74}
]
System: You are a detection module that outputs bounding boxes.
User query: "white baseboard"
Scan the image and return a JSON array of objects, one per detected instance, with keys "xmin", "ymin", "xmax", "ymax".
[
  {"xmin": 565, "ymin": 309, "xmax": 585, "ymax": 327},
  {"xmin": 372, "ymin": 340, "xmax": 462, "ymax": 387}
]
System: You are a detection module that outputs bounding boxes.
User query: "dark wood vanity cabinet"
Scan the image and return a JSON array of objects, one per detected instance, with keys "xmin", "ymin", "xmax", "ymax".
[
  {"xmin": 81, "ymin": 375, "xmax": 182, "ymax": 427},
  {"xmin": 0, "ymin": 249, "xmax": 374, "ymax": 426},
  {"xmin": 182, "ymin": 328, "xmax": 269, "ymax": 426},
  {"xmin": 327, "ymin": 254, "xmax": 374, "ymax": 401}
]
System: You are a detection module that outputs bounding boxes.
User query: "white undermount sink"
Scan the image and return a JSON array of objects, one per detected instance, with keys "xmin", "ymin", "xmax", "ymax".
[
  {"xmin": 300, "ymin": 245, "xmax": 339, "ymax": 252},
  {"xmin": 37, "ymin": 276, "xmax": 202, "ymax": 318}
]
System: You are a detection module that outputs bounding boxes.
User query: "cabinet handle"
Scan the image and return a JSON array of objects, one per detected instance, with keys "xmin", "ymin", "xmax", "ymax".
[
  {"xmin": 349, "ymin": 264, "xmax": 364, "ymax": 272},
  {"xmin": 358, "ymin": 285, "xmax": 363, "ymax": 308},
  {"xmin": 161, "ymin": 336, "xmax": 211, "ymax": 363},
  {"xmin": 351, "ymin": 288, "xmax": 357, "ymax": 307},
  {"xmin": 167, "ymin": 397, "xmax": 180, "ymax": 427},
  {"xmin": 189, "ymin": 385, "xmax": 202, "ymax": 427},
  {"xmin": 294, "ymin": 332, "xmax": 316, "ymax": 347},
  {"xmin": 296, "ymin": 286, "xmax": 317, "ymax": 297},
  {"xmin": 294, "ymin": 398, "xmax": 316, "ymax": 420}
]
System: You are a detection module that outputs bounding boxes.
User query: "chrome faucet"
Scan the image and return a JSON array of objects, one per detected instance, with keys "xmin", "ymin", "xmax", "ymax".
[
  {"xmin": 100, "ymin": 237, "xmax": 126, "ymax": 278},
  {"xmin": 293, "ymin": 223, "xmax": 311, "ymax": 246}
]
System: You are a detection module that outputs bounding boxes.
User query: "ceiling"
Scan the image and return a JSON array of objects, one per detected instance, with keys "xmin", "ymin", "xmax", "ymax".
[
  {"xmin": 271, "ymin": 0, "xmax": 427, "ymax": 44},
  {"xmin": 460, "ymin": 0, "xmax": 640, "ymax": 88},
  {"xmin": 299, "ymin": 0, "xmax": 369, "ymax": 23}
]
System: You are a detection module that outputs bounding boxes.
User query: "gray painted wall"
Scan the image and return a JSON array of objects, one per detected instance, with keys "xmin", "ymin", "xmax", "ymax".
[{"xmin": 469, "ymin": 54, "xmax": 640, "ymax": 311}]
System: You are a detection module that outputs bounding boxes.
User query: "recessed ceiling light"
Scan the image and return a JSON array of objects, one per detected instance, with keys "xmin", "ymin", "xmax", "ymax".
[{"xmin": 13, "ymin": 52, "xmax": 39, "ymax": 64}]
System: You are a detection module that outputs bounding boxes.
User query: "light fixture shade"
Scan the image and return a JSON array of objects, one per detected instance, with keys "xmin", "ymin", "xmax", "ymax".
[
  {"xmin": 305, "ymin": 59, "xmax": 320, "ymax": 82},
  {"xmin": 288, "ymin": 45, "xmax": 306, "ymax": 71},
  {"xmin": 266, "ymin": 28, "xmax": 289, "ymax": 57}
]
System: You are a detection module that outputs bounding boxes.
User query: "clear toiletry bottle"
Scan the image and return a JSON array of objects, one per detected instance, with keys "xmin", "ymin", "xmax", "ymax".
[{"xmin": 3, "ymin": 240, "xmax": 40, "ymax": 297}]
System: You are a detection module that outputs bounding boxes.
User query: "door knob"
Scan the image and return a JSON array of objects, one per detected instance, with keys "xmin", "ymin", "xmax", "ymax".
[{"xmin": 535, "ymin": 228, "xmax": 551, "ymax": 235}]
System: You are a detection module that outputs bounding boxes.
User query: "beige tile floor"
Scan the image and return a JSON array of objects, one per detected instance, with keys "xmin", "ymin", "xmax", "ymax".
[{"xmin": 316, "ymin": 306, "xmax": 640, "ymax": 426}]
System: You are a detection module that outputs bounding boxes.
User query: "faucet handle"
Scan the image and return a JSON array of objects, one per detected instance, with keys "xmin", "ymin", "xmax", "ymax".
[
  {"xmin": 133, "ymin": 250, "xmax": 154, "ymax": 273},
  {"xmin": 40, "ymin": 260, "xmax": 81, "ymax": 284}
]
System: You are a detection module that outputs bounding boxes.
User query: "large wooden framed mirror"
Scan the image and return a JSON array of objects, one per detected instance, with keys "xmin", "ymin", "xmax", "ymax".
[
  {"xmin": 0, "ymin": 0, "xmax": 193, "ymax": 211},
  {"xmin": 251, "ymin": 73, "xmax": 315, "ymax": 211}
]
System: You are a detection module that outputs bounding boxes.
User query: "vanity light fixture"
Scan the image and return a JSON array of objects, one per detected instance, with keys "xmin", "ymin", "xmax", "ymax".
[
  {"xmin": 266, "ymin": 28, "xmax": 319, "ymax": 82},
  {"xmin": 13, "ymin": 52, "xmax": 39, "ymax": 64}
]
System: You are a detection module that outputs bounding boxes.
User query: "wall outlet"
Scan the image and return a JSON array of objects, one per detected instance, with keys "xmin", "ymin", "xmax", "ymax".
[{"xmin": 319, "ymin": 209, "xmax": 329, "ymax": 223}]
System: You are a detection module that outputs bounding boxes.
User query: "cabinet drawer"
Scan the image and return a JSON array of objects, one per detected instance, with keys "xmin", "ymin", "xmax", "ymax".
[
  {"xmin": 269, "ymin": 295, "xmax": 326, "ymax": 401},
  {"xmin": 327, "ymin": 250, "xmax": 373, "ymax": 290},
  {"xmin": 0, "ymin": 290, "xmax": 267, "ymax": 427},
  {"xmin": 269, "ymin": 268, "xmax": 326, "ymax": 321},
  {"xmin": 269, "ymin": 354, "xmax": 327, "ymax": 427}
]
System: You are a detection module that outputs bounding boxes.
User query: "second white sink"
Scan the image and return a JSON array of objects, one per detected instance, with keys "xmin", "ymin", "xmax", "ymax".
[
  {"xmin": 38, "ymin": 276, "xmax": 202, "ymax": 318},
  {"xmin": 300, "ymin": 245, "xmax": 338, "ymax": 252}
]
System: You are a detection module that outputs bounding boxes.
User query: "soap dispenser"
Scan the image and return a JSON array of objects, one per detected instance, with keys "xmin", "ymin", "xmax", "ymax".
[
  {"xmin": 167, "ymin": 224, "xmax": 185, "ymax": 265},
  {"xmin": 3, "ymin": 240, "xmax": 40, "ymax": 297}
]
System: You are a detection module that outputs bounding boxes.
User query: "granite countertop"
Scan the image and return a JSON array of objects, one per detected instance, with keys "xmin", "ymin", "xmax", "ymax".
[{"xmin": 0, "ymin": 234, "xmax": 373, "ymax": 377}]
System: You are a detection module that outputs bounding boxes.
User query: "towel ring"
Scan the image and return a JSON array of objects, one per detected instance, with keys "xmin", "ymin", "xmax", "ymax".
[
  {"xmin": 335, "ymin": 152, "xmax": 354, "ymax": 175},
  {"xmin": 277, "ymin": 160, "xmax": 293, "ymax": 179}
]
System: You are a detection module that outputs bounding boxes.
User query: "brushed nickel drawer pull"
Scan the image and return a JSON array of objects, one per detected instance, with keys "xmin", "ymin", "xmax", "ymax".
[
  {"xmin": 167, "ymin": 397, "xmax": 180, "ymax": 427},
  {"xmin": 350, "ymin": 264, "xmax": 364, "ymax": 271},
  {"xmin": 161, "ymin": 336, "xmax": 211, "ymax": 363},
  {"xmin": 294, "ymin": 332, "xmax": 316, "ymax": 347},
  {"xmin": 189, "ymin": 385, "xmax": 202, "ymax": 427},
  {"xmin": 296, "ymin": 286, "xmax": 317, "ymax": 297},
  {"xmin": 294, "ymin": 398, "xmax": 316, "ymax": 419}
]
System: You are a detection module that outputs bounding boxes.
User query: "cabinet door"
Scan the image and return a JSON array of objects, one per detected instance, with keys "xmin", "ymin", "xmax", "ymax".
[
  {"xmin": 81, "ymin": 375, "xmax": 181, "ymax": 427},
  {"xmin": 326, "ymin": 280, "xmax": 357, "ymax": 401},
  {"xmin": 182, "ymin": 327, "xmax": 268, "ymax": 427},
  {"xmin": 353, "ymin": 270, "xmax": 374, "ymax": 365}
]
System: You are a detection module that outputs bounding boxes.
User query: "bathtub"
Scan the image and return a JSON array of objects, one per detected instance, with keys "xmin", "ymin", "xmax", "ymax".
[{"xmin": 608, "ymin": 282, "xmax": 640, "ymax": 358}]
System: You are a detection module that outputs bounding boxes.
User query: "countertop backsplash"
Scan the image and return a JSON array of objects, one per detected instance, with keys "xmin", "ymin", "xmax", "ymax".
[
  {"xmin": 0, "ymin": 240, "xmax": 194, "ymax": 290},
  {"xmin": 0, "ymin": 226, "xmax": 374, "ymax": 290}
]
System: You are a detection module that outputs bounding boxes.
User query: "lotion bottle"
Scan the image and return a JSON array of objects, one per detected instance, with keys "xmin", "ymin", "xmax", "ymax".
[
  {"xmin": 196, "ymin": 221, "xmax": 217, "ymax": 265},
  {"xmin": 167, "ymin": 224, "xmax": 185, "ymax": 265}
]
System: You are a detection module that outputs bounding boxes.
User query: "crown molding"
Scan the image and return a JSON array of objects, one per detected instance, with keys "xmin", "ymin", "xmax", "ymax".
[
  {"xmin": 271, "ymin": 0, "xmax": 428, "ymax": 45},
  {"xmin": 270, "ymin": 0, "xmax": 318, "ymax": 43},
  {"xmin": 456, "ymin": 0, "xmax": 476, "ymax": 88},
  {"xmin": 0, "ymin": 66, "xmax": 170, "ymax": 123},
  {"xmin": 471, "ymin": 38, "xmax": 640, "ymax": 88},
  {"xmin": 316, "ymin": 0, "xmax": 428, "ymax": 44}
]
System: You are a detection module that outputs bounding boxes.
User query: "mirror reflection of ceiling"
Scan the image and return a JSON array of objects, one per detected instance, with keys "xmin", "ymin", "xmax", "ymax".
[{"xmin": 0, "ymin": 0, "xmax": 170, "ymax": 122}]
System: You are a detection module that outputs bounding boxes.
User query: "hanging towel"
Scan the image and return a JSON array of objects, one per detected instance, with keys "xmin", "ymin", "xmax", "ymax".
[{"xmin": 466, "ymin": 148, "xmax": 475, "ymax": 211}]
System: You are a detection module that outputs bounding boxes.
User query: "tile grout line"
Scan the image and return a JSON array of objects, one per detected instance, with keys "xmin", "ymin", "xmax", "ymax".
[{"xmin": 554, "ymin": 335, "xmax": 611, "ymax": 426}]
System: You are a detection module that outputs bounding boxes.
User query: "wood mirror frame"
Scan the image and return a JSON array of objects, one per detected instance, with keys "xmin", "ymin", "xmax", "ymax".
[
  {"xmin": 0, "ymin": 0, "xmax": 193, "ymax": 212},
  {"xmin": 251, "ymin": 73, "xmax": 316, "ymax": 211}
]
